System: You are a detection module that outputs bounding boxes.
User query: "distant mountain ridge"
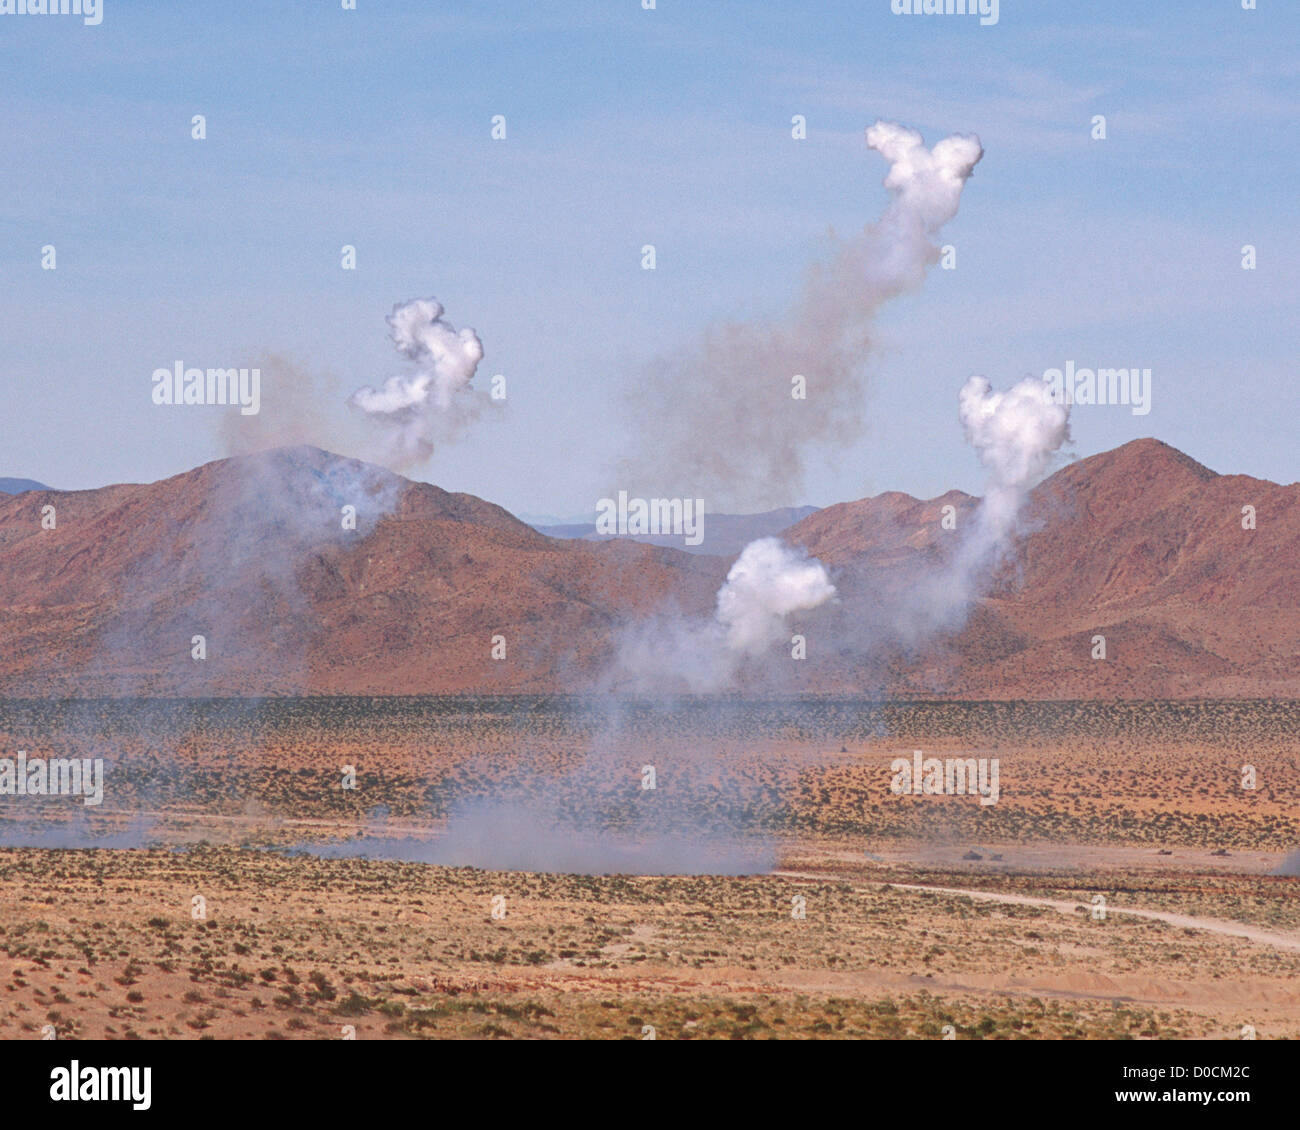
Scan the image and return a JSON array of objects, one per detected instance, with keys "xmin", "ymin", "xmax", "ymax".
[
  {"xmin": 0, "ymin": 478, "xmax": 51, "ymax": 494},
  {"xmin": 0, "ymin": 439, "xmax": 1295, "ymax": 699},
  {"xmin": 533, "ymin": 505, "xmax": 820, "ymax": 557}
]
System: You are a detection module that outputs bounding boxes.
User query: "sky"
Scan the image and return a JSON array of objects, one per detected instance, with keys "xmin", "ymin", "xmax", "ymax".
[{"xmin": 2, "ymin": 0, "xmax": 1297, "ymax": 518}]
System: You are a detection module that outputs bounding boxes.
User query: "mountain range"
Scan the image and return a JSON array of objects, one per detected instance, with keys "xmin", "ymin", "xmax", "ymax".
[{"xmin": 0, "ymin": 439, "xmax": 1293, "ymax": 699}]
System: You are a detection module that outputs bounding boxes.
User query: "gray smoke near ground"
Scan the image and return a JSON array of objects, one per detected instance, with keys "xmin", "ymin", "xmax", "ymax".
[
  {"xmin": 1276, "ymin": 850, "xmax": 1300, "ymax": 877},
  {"xmin": 296, "ymin": 798, "xmax": 774, "ymax": 876},
  {"xmin": 619, "ymin": 121, "xmax": 983, "ymax": 512},
  {"xmin": 0, "ymin": 810, "xmax": 158, "ymax": 850},
  {"xmin": 292, "ymin": 698, "xmax": 793, "ymax": 876}
]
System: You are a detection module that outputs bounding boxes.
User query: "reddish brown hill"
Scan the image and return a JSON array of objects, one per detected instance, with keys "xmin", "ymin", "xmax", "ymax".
[
  {"xmin": 790, "ymin": 488, "xmax": 978, "ymax": 569},
  {"xmin": 0, "ymin": 439, "xmax": 1295, "ymax": 699},
  {"xmin": 0, "ymin": 447, "xmax": 725, "ymax": 695},
  {"xmin": 778, "ymin": 439, "xmax": 1299, "ymax": 699},
  {"xmin": 966, "ymin": 438, "xmax": 1300, "ymax": 699}
]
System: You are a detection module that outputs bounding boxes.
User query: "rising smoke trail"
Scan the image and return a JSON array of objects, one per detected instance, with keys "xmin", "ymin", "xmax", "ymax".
[
  {"xmin": 904, "ymin": 374, "xmax": 1071, "ymax": 637},
  {"xmin": 615, "ymin": 120, "xmax": 986, "ymax": 690},
  {"xmin": 620, "ymin": 121, "xmax": 983, "ymax": 511}
]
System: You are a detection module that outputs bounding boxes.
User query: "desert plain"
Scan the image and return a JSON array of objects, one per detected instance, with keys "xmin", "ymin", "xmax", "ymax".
[{"xmin": 1, "ymin": 696, "xmax": 1297, "ymax": 1040}]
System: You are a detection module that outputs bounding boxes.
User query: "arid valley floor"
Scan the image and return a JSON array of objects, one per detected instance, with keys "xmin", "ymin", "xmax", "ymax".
[{"xmin": 2, "ymin": 698, "xmax": 1298, "ymax": 1040}]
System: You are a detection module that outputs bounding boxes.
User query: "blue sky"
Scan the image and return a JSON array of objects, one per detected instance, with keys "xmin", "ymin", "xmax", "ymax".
[{"xmin": 2, "ymin": 0, "xmax": 1297, "ymax": 515}]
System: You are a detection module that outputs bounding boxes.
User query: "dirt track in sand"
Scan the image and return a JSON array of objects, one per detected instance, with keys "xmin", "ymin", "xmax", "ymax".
[{"xmin": 775, "ymin": 865, "xmax": 1300, "ymax": 952}]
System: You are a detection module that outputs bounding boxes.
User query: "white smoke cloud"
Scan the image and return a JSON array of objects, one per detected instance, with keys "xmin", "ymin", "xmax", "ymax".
[
  {"xmin": 866, "ymin": 122, "xmax": 984, "ymax": 232},
  {"xmin": 958, "ymin": 374, "xmax": 1071, "ymax": 550},
  {"xmin": 617, "ymin": 537, "xmax": 836, "ymax": 692},
  {"xmin": 864, "ymin": 120, "xmax": 984, "ymax": 287},
  {"xmin": 347, "ymin": 297, "xmax": 485, "ymax": 466},
  {"xmin": 616, "ymin": 119, "xmax": 982, "ymax": 683},
  {"xmin": 903, "ymin": 375, "xmax": 1070, "ymax": 637},
  {"xmin": 621, "ymin": 121, "xmax": 983, "ymax": 511},
  {"xmin": 716, "ymin": 537, "xmax": 837, "ymax": 656}
]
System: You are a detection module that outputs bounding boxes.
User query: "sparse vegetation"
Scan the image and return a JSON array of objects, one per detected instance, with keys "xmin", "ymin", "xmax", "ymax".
[{"xmin": 0, "ymin": 698, "xmax": 1296, "ymax": 1039}]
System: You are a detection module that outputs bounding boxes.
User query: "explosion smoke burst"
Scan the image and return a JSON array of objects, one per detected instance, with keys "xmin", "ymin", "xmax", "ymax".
[
  {"xmin": 957, "ymin": 374, "xmax": 1072, "ymax": 563},
  {"xmin": 347, "ymin": 297, "xmax": 485, "ymax": 467},
  {"xmin": 902, "ymin": 375, "xmax": 1071, "ymax": 638},
  {"xmin": 716, "ymin": 537, "xmax": 837, "ymax": 657},
  {"xmin": 616, "ymin": 537, "xmax": 836, "ymax": 693}
]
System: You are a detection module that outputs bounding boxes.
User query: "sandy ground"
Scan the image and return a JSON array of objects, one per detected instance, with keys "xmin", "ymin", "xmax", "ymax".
[
  {"xmin": 1, "ymin": 698, "xmax": 1297, "ymax": 1039},
  {"xmin": 2, "ymin": 841, "xmax": 1297, "ymax": 1040}
]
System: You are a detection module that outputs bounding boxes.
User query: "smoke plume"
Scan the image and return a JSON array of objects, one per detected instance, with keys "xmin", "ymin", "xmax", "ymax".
[
  {"xmin": 347, "ymin": 297, "xmax": 487, "ymax": 468},
  {"xmin": 298, "ymin": 798, "xmax": 774, "ymax": 877},
  {"xmin": 959, "ymin": 374, "xmax": 1071, "ymax": 549},
  {"xmin": 219, "ymin": 295, "xmax": 492, "ymax": 477},
  {"xmin": 620, "ymin": 121, "xmax": 983, "ymax": 511},
  {"xmin": 906, "ymin": 375, "xmax": 1071, "ymax": 635},
  {"xmin": 617, "ymin": 536, "xmax": 836, "ymax": 693},
  {"xmin": 717, "ymin": 536, "xmax": 837, "ymax": 655}
]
